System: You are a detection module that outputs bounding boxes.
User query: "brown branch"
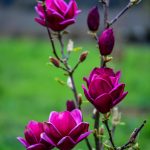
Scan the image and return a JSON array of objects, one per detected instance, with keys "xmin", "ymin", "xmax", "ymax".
[{"xmin": 120, "ymin": 120, "xmax": 146, "ymax": 150}]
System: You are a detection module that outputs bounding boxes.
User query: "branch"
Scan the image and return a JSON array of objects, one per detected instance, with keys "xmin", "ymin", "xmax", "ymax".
[
  {"xmin": 108, "ymin": 2, "xmax": 135, "ymax": 28},
  {"xmin": 119, "ymin": 120, "xmax": 146, "ymax": 150},
  {"xmin": 103, "ymin": 119, "xmax": 117, "ymax": 150},
  {"xmin": 93, "ymin": 110, "xmax": 101, "ymax": 150}
]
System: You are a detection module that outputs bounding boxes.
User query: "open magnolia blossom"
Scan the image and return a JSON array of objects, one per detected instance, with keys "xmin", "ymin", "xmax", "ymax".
[
  {"xmin": 18, "ymin": 109, "xmax": 91, "ymax": 150},
  {"xmin": 82, "ymin": 67, "xmax": 128, "ymax": 113},
  {"xmin": 42, "ymin": 109, "xmax": 91, "ymax": 150},
  {"xmin": 17, "ymin": 121, "xmax": 51, "ymax": 150},
  {"xmin": 35, "ymin": 0, "xmax": 81, "ymax": 31}
]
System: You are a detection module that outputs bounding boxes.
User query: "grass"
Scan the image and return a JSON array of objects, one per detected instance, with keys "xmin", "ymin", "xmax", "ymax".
[{"xmin": 0, "ymin": 38, "xmax": 150, "ymax": 149}]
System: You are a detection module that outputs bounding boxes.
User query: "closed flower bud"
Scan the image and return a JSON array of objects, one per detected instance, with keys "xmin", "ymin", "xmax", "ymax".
[
  {"xmin": 79, "ymin": 51, "xmax": 88, "ymax": 62},
  {"xmin": 49, "ymin": 57, "xmax": 60, "ymax": 68},
  {"xmin": 87, "ymin": 6, "xmax": 100, "ymax": 32},
  {"xmin": 98, "ymin": 28, "xmax": 115, "ymax": 56},
  {"xmin": 66, "ymin": 100, "xmax": 76, "ymax": 111}
]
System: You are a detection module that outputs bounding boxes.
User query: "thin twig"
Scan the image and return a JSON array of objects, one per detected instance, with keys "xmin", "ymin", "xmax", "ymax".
[
  {"xmin": 103, "ymin": 119, "xmax": 117, "ymax": 150},
  {"xmin": 42, "ymin": 3, "xmax": 63, "ymax": 63},
  {"xmin": 93, "ymin": 110, "xmax": 101, "ymax": 150},
  {"xmin": 71, "ymin": 61, "xmax": 81, "ymax": 74},
  {"xmin": 108, "ymin": 2, "xmax": 133, "ymax": 28},
  {"xmin": 119, "ymin": 120, "xmax": 146, "ymax": 150},
  {"xmin": 58, "ymin": 32, "xmax": 66, "ymax": 59}
]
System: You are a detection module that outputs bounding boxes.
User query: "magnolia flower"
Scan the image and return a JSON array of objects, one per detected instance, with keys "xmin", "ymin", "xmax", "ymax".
[
  {"xmin": 98, "ymin": 28, "xmax": 115, "ymax": 56},
  {"xmin": 35, "ymin": 0, "xmax": 81, "ymax": 31},
  {"xmin": 17, "ymin": 120, "xmax": 53, "ymax": 150},
  {"xmin": 42, "ymin": 109, "xmax": 91, "ymax": 150},
  {"xmin": 82, "ymin": 68, "xmax": 128, "ymax": 113}
]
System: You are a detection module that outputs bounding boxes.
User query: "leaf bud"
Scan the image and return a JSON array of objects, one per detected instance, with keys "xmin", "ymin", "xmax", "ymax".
[
  {"xmin": 79, "ymin": 51, "xmax": 88, "ymax": 62},
  {"xmin": 49, "ymin": 57, "xmax": 60, "ymax": 68}
]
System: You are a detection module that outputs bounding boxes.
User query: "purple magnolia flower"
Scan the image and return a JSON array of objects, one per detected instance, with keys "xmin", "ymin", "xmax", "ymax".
[
  {"xmin": 98, "ymin": 28, "xmax": 115, "ymax": 56},
  {"xmin": 82, "ymin": 68, "xmax": 128, "ymax": 114},
  {"xmin": 17, "ymin": 120, "xmax": 53, "ymax": 150},
  {"xmin": 42, "ymin": 109, "xmax": 91, "ymax": 150},
  {"xmin": 35, "ymin": 0, "xmax": 81, "ymax": 31},
  {"xmin": 87, "ymin": 6, "xmax": 100, "ymax": 32}
]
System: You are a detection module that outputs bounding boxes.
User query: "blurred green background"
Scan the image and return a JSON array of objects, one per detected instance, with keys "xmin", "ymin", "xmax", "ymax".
[{"xmin": 0, "ymin": 0, "xmax": 150, "ymax": 150}]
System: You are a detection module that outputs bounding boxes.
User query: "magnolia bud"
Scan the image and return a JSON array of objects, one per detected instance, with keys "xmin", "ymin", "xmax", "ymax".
[
  {"xmin": 79, "ymin": 51, "xmax": 88, "ymax": 62},
  {"xmin": 49, "ymin": 57, "xmax": 60, "ymax": 67},
  {"xmin": 66, "ymin": 100, "xmax": 76, "ymax": 111},
  {"xmin": 98, "ymin": 28, "xmax": 115, "ymax": 56},
  {"xmin": 87, "ymin": 6, "xmax": 100, "ymax": 32}
]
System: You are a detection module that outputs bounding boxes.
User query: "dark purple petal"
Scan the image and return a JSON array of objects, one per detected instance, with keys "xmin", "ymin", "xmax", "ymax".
[
  {"xmin": 65, "ymin": 0, "xmax": 79, "ymax": 18},
  {"xmin": 94, "ymin": 93, "xmax": 113, "ymax": 113},
  {"xmin": 59, "ymin": 19, "xmax": 75, "ymax": 25},
  {"xmin": 83, "ymin": 77, "xmax": 89, "ymax": 87},
  {"xmin": 57, "ymin": 136, "xmax": 75, "ymax": 150},
  {"xmin": 44, "ymin": 122, "xmax": 62, "ymax": 144},
  {"xmin": 54, "ymin": 0, "xmax": 67, "ymax": 13},
  {"xmin": 35, "ymin": 18, "xmax": 46, "ymax": 27},
  {"xmin": 82, "ymin": 85, "xmax": 94, "ymax": 102},
  {"xmin": 69, "ymin": 122, "xmax": 89, "ymax": 141},
  {"xmin": 49, "ymin": 111, "xmax": 76, "ymax": 136},
  {"xmin": 24, "ymin": 128, "xmax": 37, "ymax": 145},
  {"xmin": 40, "ymin": 132, "xmax": 56, "ymax": 147},
  {"xmin": 47, "ymin": 10, "xmax": 64, "ymax": 20},
  {"xmin": 71, "ymin": 109, "xmax": 82, "ymax": 124},
  {"xmin": 17, "ymin": 137, "xmax": 29, "ymax": 148},
  {"xmin": 110, "ymin": 84, "xmax": 125, "ymax": 100},
  {"xmin": 27, "ymin": 143, "xmax": 47, "ymax": 150},
  {"xmin": 89, "ymin": 78, "xmax": 112, "ymax": 99},
  {"xmin": 35, "ymin": 5, "xmax": 45, "ymax": 19},
  {"xmin": 76, "ymin": 131, "xmax": 92, "ymax": 143},
  {"xmin": 113, "ymin": 92, "xmax": 128, "ymax": 106}
]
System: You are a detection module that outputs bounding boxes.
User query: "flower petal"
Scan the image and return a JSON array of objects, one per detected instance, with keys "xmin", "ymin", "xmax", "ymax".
[
  {"xmin": 65, "ymin": 0, "xmax": 79, "ymax": 18},
  {"xmin": 57, "ymin": 136, "xmax": 75, "ymax": 150},
  {"xmin": 69, "ymin": 122, "xmax": 89, "ymax": 141},
  {"xmin": 17, "ymin": 137, "xmax": 29, "ymax": 148},
  {"xmin": 54, "ymin": 0, "xmax": 67, "ymax": 14},
  {"xmin": 35, "ymin": 18, "xmax": 46, "ymax": 27},
  {"xmin": 43, "ymin": 122, "xmax": 62, "ymax": 144},
  {"xmin": 59, "ymin": 18, "xmax": 75, "ymax": 25},
  {"xmin": 82, "ymin": 85, "xmax": 94, "ymax": 102},
  {"xmin": 113, "ymin": 92, "xmax": 128, "ymax": 106},
  {"xmin": 94, "ymin": 93, "xmax": 113, "ymax": 113},
  {"xmin": 40, "ymin": 132, "xmax": 56, "ymax": 147},
  {"xmin": 71, "ymin": 109, "xmax": 82, "ymax": 124},
  {"xmin": 89, "ymin": 78, "xmax": 112, "ymax": 99},
  {"xmin": 76, "ymin": 131, "xmax": 92, "ymax": 143},
  {"xmin": 27, "ymin": 143, "xmax": 47, "ymax": 150},
  {"xmin": 49, "ymin": 111, "xmax": 76, "ymax": 136},
  {"xmin": 110, "ymin": 84, "xmax": 125, "ymax": 100}
]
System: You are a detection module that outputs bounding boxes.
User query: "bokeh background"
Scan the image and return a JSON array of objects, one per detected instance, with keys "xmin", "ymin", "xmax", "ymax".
[{"xmin": 0, "ymin": 0, "xmax": 150, "ymax": 149}]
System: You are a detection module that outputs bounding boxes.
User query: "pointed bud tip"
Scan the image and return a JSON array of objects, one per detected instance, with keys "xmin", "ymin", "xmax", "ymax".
[
  {"xmin": 79, "ymin": 51, "xmax": 88, "ymax": 62},
  {"xmin": 49, "ymin": 57, "xmax": 60, "ymax": 68}
]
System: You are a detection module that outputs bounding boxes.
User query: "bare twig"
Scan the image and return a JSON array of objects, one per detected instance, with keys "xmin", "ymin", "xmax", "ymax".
[
  {"xmin": 119, "ymin": 120, "xmax": 146, "ymax": 150},
  {"xmin": 108, "ymin": 2, "xmax": 134, "ymax": 28},
  {"xmin": 103, "ymin": 119, "xmax": 117, "ymax": 150}
]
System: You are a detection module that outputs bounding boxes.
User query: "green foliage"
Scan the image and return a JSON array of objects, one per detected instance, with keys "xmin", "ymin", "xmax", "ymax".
[{"xmin": 0, "ymin": 38, "xmax": 150, "ymax": 149}]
